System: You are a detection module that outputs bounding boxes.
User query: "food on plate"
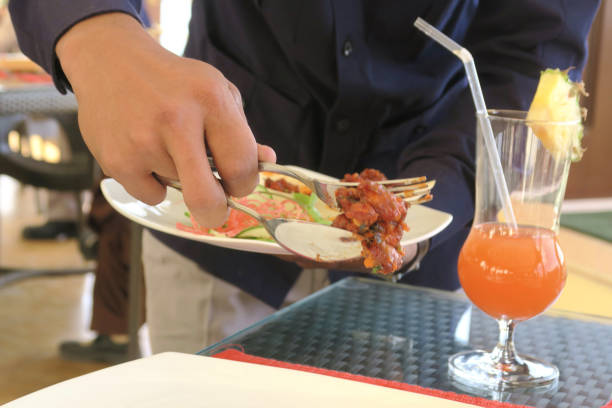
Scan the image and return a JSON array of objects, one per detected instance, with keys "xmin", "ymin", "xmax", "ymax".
[
  {"xmin": 332, "ymin": 169, "xmax": 409, "ymax": 275},
  {"xmin": 264, "ymin": 177, "xmax": 310, "ymax": 195},
  {"xmin": 177, "ymin": 191, "xmax": 309, "ymax": 241},
  {"xmin": 177, "ymin": 169, "xmax": 412, "ymax": 275},
  {"xmin": 526, "ymin": 68, "xmax": 587, "ymax": 161},
  {"xmin": 176, "ymin": 174, "xmax": 330, "ymax": 241}
]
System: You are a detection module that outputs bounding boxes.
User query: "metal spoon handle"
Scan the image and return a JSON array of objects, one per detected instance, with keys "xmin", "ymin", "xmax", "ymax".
[{"xmin": 225, "ymin": 199, "xmax": 267, "ymax": 226}]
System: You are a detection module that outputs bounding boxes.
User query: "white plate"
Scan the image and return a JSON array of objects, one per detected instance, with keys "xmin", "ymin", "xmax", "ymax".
[
  {"xmin": 4, "ymin": 352, "xmax": 477, "ymax": 407},
  {"xmin": 100, "ymin": 167, "xmax": 453, "ymax": 256}
]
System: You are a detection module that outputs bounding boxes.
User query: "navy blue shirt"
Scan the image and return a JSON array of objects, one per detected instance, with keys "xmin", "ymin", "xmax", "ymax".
[{"xmin": 10, "ymin": 0, "xmax": 600, "ymax": 307}]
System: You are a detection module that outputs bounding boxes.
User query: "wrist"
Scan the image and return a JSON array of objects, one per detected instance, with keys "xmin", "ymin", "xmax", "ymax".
[{"xmin": 56, "ymin": 12, "xmax": 147, "ymax": 89}]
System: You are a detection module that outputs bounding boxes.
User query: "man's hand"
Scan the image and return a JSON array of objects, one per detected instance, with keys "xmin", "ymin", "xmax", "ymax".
[{"xmin": 56, "ymin": 12, "xmax": 275, "ymax": 227}]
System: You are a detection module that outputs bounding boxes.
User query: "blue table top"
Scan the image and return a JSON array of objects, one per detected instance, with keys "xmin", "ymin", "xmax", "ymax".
[{"xmin": 200, "ymin": 277, "xmax": 612, "ymax": 407}]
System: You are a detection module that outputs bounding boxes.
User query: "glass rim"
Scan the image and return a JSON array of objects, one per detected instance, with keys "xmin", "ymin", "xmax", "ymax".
[{"xmin": 481, "ymin": 109, "xmax": 582, "ymax": 126}]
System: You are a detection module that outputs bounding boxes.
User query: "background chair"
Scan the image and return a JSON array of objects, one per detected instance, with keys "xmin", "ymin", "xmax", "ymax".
[
  {"xmin": 0, "ymin": 85, "xmax": 142, "ymax": 359},
  {"xmin": 0, "ymin": 86, "xmax": 97, "ymax": 283}
]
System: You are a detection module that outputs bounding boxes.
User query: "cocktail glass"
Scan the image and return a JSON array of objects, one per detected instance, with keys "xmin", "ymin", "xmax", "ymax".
[{"xmin": 448, "ymin": 109, "xmax": 581, "ymax": 389}]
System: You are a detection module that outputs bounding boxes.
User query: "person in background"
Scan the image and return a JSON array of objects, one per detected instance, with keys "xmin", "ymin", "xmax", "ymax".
[
  {"xmin": 9, "ymin": 1, "xmax": 600, "ymax": 353},
  {"xmin": 58, "ymin": 185, "xmax": 137, "ymax": 363}
]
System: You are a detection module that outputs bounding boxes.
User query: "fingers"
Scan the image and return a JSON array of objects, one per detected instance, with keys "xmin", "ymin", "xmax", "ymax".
[
  {"xmin": 101, "ymin": 157, "xmax": 173, "ymax": 207},
  {"xmin": 402, "ymin": 243, "xmax": 418, "ymax": 265},
  {"xmin": 93, "ymin": 125, "xmax": 179, "ymax": 206},
  {"xmin": 257, "ymin": 143, "xmax": 277, "ymax": 163},
  {"xmin": 204, "ymin": 78, "xmax": 259, "ymax": 198},
  {"xmin": 178, "ymin": 80, "xmax": 276, "ymax": 224},
  {"xmin": 118, "ymin": 171, "xmax": 169, "ymax": 206},
  {"xmin": 166, "ymin": 110, "xmax": 229, "ymax": 227}
]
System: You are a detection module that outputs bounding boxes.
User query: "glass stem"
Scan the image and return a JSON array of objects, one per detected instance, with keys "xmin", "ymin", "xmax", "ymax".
[{"xmin": 489, "ymin": 319, "xmax": 527, "ymax": 373}]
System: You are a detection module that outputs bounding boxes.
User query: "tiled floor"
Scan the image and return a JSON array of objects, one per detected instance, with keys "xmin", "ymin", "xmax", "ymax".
[{"xmin": 0, "ymin": 175, "xmax": 611, "ymax": 404}]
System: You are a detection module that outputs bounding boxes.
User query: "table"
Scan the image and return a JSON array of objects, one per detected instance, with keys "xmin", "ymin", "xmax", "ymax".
[
  {"xmin": 0, "ymin": 83, "xmax": 77, "ymax": 115},
  {"xmin": 200, "ymin": 277, "xmax": 612, "ymax": 408}
]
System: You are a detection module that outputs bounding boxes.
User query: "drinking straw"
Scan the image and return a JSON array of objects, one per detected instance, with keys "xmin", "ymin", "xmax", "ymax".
[{"xmin": 414, "ymin": 18, "xmax": 517, "ymax": 227}]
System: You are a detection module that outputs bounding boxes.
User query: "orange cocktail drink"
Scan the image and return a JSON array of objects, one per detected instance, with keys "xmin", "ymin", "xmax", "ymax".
[
  {"xmin": 458, "ymin": 223, "xmax": 566, "ymax": 321},
  {"xmin": 448, "ymin": 110, "xmax": 580, "ymax": 391}
]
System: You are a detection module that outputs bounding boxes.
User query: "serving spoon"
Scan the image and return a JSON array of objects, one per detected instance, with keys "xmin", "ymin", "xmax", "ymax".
[{"xmin": 153, "ymin": 174, "xmax": 363, "ymax": 262}]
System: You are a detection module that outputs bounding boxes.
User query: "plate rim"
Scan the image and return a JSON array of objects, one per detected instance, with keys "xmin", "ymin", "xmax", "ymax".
[{"xmin": 100, "ymin": 170, "xmax": 453, "ymax": 256}]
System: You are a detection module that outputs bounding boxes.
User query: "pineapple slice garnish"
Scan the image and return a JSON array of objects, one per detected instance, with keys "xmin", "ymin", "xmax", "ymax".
[{"xmin": 526, "ymin": 68, "xmax": 587, "ymax": 161}]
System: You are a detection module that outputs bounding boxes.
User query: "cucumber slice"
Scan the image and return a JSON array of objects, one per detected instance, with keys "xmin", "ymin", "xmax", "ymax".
[{"xmin": 234, "ymin": 225, "xmax": 271, "ymax": 240}]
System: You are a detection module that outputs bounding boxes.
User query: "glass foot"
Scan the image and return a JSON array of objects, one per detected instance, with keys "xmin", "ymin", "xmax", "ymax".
[{"xmin": 449, "ymin": 350, "xmax": 559, "ymax": 390}]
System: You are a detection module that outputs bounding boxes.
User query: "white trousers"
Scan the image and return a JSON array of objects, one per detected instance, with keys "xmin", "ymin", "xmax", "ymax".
[{"xmin": 142, "ymin": 229, "xmax": 329, "ymax": 354}]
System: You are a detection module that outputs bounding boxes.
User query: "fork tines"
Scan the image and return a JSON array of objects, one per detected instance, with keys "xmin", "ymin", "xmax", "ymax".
[
  {"xmin": 338, "ymin": 176, "xmax": 427, "ymax": 187},
  {"xmin": 341, "ymin": 176, "xmax": 435, "ymax": 204},
  {"xmin": 386, "ymin": 179, "xmax": 435, "ymax": 206},
  {"xmin": 387, "ymin": 180, "xmax": 436, "ymax": 194},
  {"xmin": 403, "ymin": 193, "xmax": 433, "ymax": 205}
]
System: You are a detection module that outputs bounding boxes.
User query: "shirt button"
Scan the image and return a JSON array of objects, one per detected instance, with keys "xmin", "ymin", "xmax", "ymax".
[
  {"xmin": 342, "ymin": 40, "xmax": 353, "ymax": 57},
  {"xmin": 335, "ymin": 118, "xmax": 351, "ymax": 133}
]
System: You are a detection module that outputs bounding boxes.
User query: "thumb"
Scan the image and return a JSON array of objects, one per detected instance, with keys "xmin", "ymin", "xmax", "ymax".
[{"xmin": 257, "ymin": 143, "xmax": 277, "ymax": 163}]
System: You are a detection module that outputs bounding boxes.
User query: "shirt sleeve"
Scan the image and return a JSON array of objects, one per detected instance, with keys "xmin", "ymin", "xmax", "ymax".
[
  {"xmin": 398, "ymin": 0, "xmax": 600, "ymax": 249},
  {"xmin": 9, "ymin": 0, "xmax": 145, "ymax": 93}
]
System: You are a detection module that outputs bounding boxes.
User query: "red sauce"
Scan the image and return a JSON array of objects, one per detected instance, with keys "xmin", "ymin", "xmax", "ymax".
[
  {"xmin": 264, "ymin": 177, "xmax": 301, "ymax": 193},
  {"xmin": 332, "ymin": 169, "xmax": 408, "ymax": 274}
]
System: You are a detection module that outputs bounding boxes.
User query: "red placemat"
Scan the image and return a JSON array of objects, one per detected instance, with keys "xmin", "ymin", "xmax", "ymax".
[
  {"xmin": 0, "ymin": 70, "xmax": 52, "ymax": 84},
  {"xmin": 213, "ymin": 349, "xmax": 533, "ymax": 408},
  {"xmin": 13, "ymin": 72, "xmax": 52, "ymax": 83}
]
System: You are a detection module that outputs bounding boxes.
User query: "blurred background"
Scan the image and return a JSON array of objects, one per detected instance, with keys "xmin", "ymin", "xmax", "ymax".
[{"xmin": 0, "ymin": 0, "xmax": 610, "ymax": 404}]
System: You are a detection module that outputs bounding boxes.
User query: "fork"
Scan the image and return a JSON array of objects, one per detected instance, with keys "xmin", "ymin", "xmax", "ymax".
[{"xmin": 206, "ymin": 157, "xmax": 435, "ymax": 209}]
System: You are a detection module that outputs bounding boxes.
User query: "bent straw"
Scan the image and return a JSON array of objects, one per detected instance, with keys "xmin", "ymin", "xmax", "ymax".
[{"xmin": 414, "ymin": 17, "xmax": 517, "ymax": 227}]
